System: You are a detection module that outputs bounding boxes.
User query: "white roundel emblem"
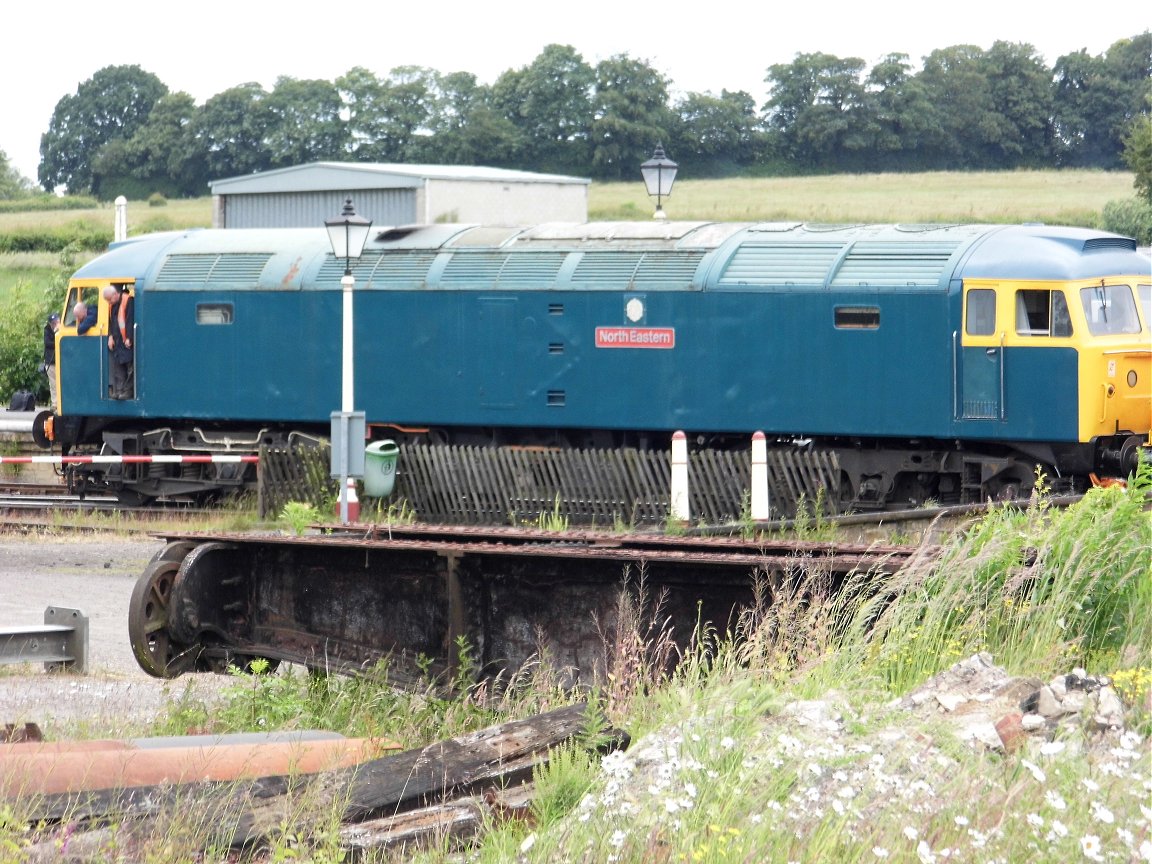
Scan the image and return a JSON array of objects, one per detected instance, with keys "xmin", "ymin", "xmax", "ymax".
[{"xmin": 625, "ymin": 297, "xmax": 645, "ymax": 323}]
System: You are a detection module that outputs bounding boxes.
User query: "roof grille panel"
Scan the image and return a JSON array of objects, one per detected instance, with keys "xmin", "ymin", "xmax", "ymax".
[
  {"xmin": 718, "ymin": 243, "xmax": 842, "ymax": 287},
  {"xmin": 571, "ymin": 251, "xmax": 644, "ymax": 284},
  {"xmin": 632, "ymin": 252, "xmax": 705, "ymax": 285},
  {"xmin": 156, "ymin": 253, "xmax": 273, "ymax": 287},
  {"xmin": 495, "ymin": 252, "xmax": 567, "ymax": 286},
  {"xmin": 441, "ymin": 252, "xmax": 508, "ymax": 285},
  {"xmin": 831, "ymin": 240, "xmax": 960, "ymax": 288}
]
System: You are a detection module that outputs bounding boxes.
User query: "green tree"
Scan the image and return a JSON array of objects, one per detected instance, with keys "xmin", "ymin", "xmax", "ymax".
[
  {"xmin": 978, "ymin": 41, "xmax": 1054, "ymax": 167},
  {"xmin": 189, "ymin": 83, "xmax": 276, "ymax": 180},
  {"xmin": 265, "ymin": 76, "xmax": 348, "ymax": 167},
  {"xmin": 1054, "ymin": 32, "xmax": 1152, "ymax": 169},
  {"xmin": 0, "ymin": 149, "xmax": 34, "ymax": 199},
  {"xmin": 419, "ymin": 72, "xmax": 521, "ymax": 167},
  {"xmin": 856, "ymin": 53, "xmax": 935, "ymax": 171},
  {"xmin": 1123, "ymin": 110, "xmax": 1152, "ymax": 204},
  {"xmin": 590, "ymin": 54, "xmax": 672, "ymax": 180},
  {"xmin": 38, "ymin": 65, "xmax": 168, "ymax": 196},
  {"xmin": 916, "ymin": 45, "xmax": 996, "ymax": 169},
  {"xmin": 491, "ymin": 44, "xmax": 595, "ymax": 174},
  {"xmin": 763, "ymin": 52, "xmax": 868, "ymax": 170},
  {"xmin": 91, "ymin": 92, "xmax": 206, "ymax": 198},
  {"xmin": 668, "ymin": 90, "xmax": 765, "ymax": 176}
]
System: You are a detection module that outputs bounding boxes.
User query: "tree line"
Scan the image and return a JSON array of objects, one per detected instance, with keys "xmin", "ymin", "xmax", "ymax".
[{"xmin": 2, "ymin": 34, "xmax": 1150, "ymax": 200}]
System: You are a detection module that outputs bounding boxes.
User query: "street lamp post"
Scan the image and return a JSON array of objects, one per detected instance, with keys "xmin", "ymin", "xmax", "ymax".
[
  {"xmin": 325, "ymin": 198, "xmax": 373, "ymax": 523},
  {"xmin": 640, "ymin": 144, "xmax": 679, "ymax": 220}
]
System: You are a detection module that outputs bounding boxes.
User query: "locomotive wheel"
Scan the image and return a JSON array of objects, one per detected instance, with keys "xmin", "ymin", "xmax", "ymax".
[
  {"xmin": 128, "ymin": 559, "xmax": 199, "ymax": 678},
  {"xmin": 148, "ymin": 540, "xmax": 197, "ymax": 567}
]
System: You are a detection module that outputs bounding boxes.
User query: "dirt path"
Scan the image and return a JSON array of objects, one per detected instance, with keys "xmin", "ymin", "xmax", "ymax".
[{"xmin": 0, "ymin": 533, "xmax": 233, "ymax": 734}]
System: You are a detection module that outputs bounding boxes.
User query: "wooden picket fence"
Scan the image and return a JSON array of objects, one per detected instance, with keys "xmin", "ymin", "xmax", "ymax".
[{"xmin": 258, "ymin": 442, "xmax": 841, "ymax": 526}]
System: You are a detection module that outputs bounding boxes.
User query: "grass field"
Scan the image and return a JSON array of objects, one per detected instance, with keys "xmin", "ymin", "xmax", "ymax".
[{"xmin": 0, "ymin": 169, "xmax": 1138, "ymax": 232}]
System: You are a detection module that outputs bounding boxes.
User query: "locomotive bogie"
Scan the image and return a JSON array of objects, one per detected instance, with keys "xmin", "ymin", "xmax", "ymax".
[{"xmin": 40, "ymin": 221, "xmax": 1151, "ymax": 511}]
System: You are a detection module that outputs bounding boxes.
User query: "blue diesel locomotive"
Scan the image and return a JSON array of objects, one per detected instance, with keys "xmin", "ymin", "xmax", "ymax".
[{"xmin": 39, "ymin": 220, "xmax": 1151, "ymax": 509}]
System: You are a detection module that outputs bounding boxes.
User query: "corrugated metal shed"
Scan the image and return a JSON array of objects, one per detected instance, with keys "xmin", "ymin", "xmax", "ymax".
[{"xmin": 208, "ymin": 162, "xmax": 590, "ymax": 229}]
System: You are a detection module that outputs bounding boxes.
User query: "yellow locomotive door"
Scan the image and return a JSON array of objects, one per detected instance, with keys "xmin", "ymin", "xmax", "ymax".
[{"xmin": 957, "ymin": 286, "xmax": 1002, "ymax": 420}]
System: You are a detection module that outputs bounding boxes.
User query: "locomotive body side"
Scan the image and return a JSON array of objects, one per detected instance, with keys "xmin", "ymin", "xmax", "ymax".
[{"xmin": 43, "ymin": 221, "xmax": 1150, "ymax": 508}]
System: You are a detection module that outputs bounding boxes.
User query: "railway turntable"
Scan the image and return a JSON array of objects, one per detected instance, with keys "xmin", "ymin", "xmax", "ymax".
[{"xmin": 129, "ymin": 524, "xmax": 923, "ymax": 683}]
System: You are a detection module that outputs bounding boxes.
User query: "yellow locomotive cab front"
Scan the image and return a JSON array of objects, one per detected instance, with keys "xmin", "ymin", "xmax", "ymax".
[{"xmin": 1076, "ymin": 279, "xmax": 1151, "ymax": 470}]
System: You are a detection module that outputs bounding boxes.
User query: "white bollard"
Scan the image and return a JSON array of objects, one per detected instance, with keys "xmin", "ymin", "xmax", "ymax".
[
  {"xmin": 670, "ymin": 430, "xmax": 690, "ymax": 522},
  {"xmin": 114, "ymin": 195, "xmax": 128, "ymax": 242},
  {"xmin": 750, "ymin": 430, "xmax": 769, "ymax": 520}
]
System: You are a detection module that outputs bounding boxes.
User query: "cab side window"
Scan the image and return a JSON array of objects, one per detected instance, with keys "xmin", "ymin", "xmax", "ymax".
[
  {"xmin": 1014, "ymin": 289, "xmax": 1073, "ymax": 337},
  {"xmin": 965, "ymin": 289, "xmax": 996, "ymax": 336}
]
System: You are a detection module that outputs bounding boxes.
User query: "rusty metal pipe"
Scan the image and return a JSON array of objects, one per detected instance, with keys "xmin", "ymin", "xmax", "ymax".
[{"xmin": 0, "ymin": 736, "xmax": 395, "ymax": 797}]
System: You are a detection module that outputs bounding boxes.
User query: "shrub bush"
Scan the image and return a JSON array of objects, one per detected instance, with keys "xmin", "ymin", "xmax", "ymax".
[
  {"xmin": 147, "ymin": 192, "xmax": 168, "ymax": 207},
  {"xmin": 1100, "ymin": 197, "xmax": 1152, "ymax": 245}
]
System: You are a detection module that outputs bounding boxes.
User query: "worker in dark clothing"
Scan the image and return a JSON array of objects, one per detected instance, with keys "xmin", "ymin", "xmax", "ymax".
[
  {"xmin": 43, "ymin": 312, "xmax": 60, "ymax": 411},
  {"xmin": 105, "ymin": 285, "xmax": 135, "ymax": 399}
]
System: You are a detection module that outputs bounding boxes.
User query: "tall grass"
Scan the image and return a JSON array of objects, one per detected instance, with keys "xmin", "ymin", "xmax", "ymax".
[{"xmin": 825, "ymin": 465, "xmax": 1151, "ymax": 694}]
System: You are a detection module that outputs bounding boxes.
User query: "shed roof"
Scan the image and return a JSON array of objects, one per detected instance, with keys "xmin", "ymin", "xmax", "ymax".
[{"xmin": 209, "ymin": 161, "xmax": 590, "ymax": 194}]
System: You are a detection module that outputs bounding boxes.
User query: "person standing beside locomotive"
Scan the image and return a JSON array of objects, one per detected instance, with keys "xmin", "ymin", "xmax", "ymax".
[
  {"xmin": 42, "ymin": 312, "xmax": 60, "ymax": 411},
  {"xmin": 104, "ymin": 285, "xmax": 134, "ymax": 399}
]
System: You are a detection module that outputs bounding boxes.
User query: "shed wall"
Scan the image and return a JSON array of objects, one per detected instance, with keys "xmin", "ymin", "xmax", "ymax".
[
  {"xmin": 215, "ymin": 189, "xmax": 418, "ymax": 229},
  {"xmin": 423, "ymin": 180, "xmax": 587, "ymax": 224}
]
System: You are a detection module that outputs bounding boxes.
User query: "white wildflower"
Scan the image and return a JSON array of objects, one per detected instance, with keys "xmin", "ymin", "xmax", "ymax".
[
  {"xmin": 1021, "ymin": 760, "xmax": 1047, "ymax": 783},
  {"xmin": 916, "ymin": 839, "xmax": 937, "ymax": 863},
  {"xmin": 720, "ymin": 736, "xmax": 735, "ymax": 749},
  {"xmin": 873, "ymin": 846, "xmax": 890, "ymax": 858},
  {"xmin": 954, "ymin": 815, "xmax": 969, "ymax": 827},
  {"xmin": 1081, "ymin": 834, "xmax": 1104, "ymax": 862},
  {"xmin": 1090, "ymin": 801, "xmax": 1114, "ymax": 824},
  {"xmin": 1139, "ymin": 839, "xmax": 1152, "ymax": 861},
  {"xmin": 519, "ymin": 833, "xmax": 536, "ymax": 853},
  {"xmin": 1050, "ymin": 820, "xmax": 1069, "ymax": 838},
  {"xmin": 1045, "ymin": 790, "xmax": 1068, "ymax": 810},
  {"xmin": 1039, "ymin": 741, "xmax": 1065, "ymax": 755},
  {"xmin": 609, "ymin": 829, "xmax": 626, "ymax": 848},
  {"xmin": 904, "ymin": 826, "xmax": 919, "ymax": 841},
  {"xmin": 1027, "ymin": 813, "xmax": 1044, "ymax": 828},
  {"xmin": 1082, "ymin": 778, "xmax": 1100, "ymax": 793}
]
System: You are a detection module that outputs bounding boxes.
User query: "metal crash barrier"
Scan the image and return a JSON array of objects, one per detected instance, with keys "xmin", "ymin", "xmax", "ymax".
[{"xmin": 0, "ymin": 607, "xmax": 88, "ymax": 674}]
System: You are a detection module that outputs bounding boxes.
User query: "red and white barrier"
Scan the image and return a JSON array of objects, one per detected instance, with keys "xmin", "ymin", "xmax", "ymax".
[{"xmin": 0, "ymin": 454, "xmax": 259, "ymax": 465}]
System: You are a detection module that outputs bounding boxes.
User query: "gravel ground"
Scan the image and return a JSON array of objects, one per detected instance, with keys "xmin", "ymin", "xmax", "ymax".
[{"xmin": 0, "ymin": 533, "xmax": 234, "ymax": 735}]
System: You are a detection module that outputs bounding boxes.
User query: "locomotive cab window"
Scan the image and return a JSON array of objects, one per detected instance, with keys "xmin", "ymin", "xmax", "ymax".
[
  {"xmin": 196, "ymin": 303, "xmax": 234, "ymax": 325},
  {"xmin": 834, "ymin": 306, "xmax": 880, "ymax": 329},
  {"xmin": 1138, "ymin": 283, "xmax": 1150, "ymax": 331},
  {"xmin": 1080, "ymin": 284, "xmax": 1141, "ymax": 336},
  {"xmin": 63, "ymin": 286, "xmax": 101, "ymax": 328},
  {"xmin": 1015, "ymin": 289, "xmax": 1072, "ymax": 337},
  {"xmin": 965, "ymin": 288, "xmax": 996, "ymax": 335}
]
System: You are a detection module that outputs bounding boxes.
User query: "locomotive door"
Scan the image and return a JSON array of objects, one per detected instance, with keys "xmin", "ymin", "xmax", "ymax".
[{"xmin": 956, "ymin": 286, "xmax": 1003, "ymax": 420}]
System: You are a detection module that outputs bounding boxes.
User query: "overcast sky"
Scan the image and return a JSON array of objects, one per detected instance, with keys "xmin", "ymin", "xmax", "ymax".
[{"xmin": 3, "ymin": 0, "xmax": 1146, "ymax": 183}]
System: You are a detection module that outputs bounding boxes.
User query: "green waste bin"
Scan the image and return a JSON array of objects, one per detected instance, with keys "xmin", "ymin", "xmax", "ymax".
[{"xmin": 363, "ymin": 440, "xmax": 400, "ymax": 498}]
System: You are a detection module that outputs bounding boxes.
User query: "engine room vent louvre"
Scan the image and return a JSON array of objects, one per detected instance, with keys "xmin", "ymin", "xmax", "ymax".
[
  {"xmin": 439, "ymin": 251, "xmax": 568, "ymax": 287},
  {"xmin": 315, "ymin": 252, "xmax": 437, "ymax": 288},
  {"xmin": 494, "ymin": 252, "xmax": 567, "ymax": 286},
  {"xmin": 156, "ymin": 253, "xmax": 273, "ymax": 288},
  {"xmin": 441, "ymin": 251, "xmax": 507, "ymax": 284},
  {"xmin": 570, "ymin": 251, "xmax": 704, "ymax": 288},
  {"xmin": 632, "ymin": 252, "xmax": 706, "ymax": 285},
  {"xmin": 1084, "ymin": 237, "xmax": 1137, "ymax": 252},
  {"xmin": 830, "ymin": 241, "xmax": 961, "ymax": 289},
  {"xmin": 717, "ymin": 243, "xmax": 843, "ymax": 287}
]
